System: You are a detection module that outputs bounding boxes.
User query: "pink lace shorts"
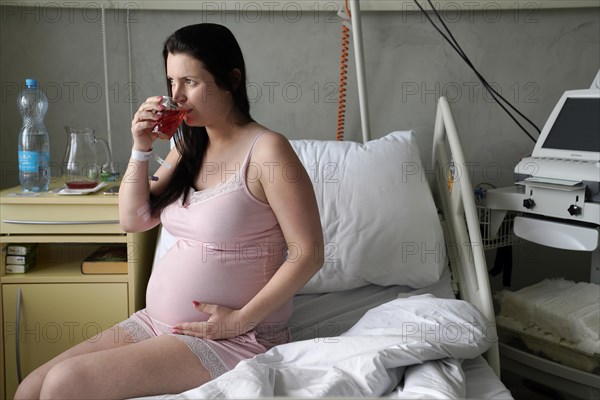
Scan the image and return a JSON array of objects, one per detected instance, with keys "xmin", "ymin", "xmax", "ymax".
[{"xmin": 118, "ymin": 309, "xmax": 290, "ymax": 379}]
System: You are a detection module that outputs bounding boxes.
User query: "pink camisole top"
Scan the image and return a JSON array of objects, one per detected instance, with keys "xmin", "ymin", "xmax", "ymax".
[{"xmin": 145, "ymin": 133, "xmax": 292, "ymax": 328}]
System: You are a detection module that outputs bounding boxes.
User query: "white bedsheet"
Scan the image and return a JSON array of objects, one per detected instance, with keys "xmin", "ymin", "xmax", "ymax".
[
  {"xmin": 154, "ymin": 295, "xmax": 505, "ymax": 399},
  {"xmin": 289, "ymin": 265, "xmax": 455, "ymax": 341}
]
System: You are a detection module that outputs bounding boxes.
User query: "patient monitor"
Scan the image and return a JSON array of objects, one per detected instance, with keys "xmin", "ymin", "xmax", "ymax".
[
  {"xmin": 514, "ymin": 89, "xmax": 600, "ymax": 201},
  {"xmin": 485, "ymin": 86, "xmax": 600, "ymax": 283}
]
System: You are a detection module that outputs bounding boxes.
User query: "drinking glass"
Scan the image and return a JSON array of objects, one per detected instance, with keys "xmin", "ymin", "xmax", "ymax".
[{"xmin": 152, "ymin": 96, "xmax": 185, "ymax": 140}]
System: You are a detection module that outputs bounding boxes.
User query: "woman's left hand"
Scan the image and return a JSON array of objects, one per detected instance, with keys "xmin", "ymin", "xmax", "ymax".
[{"xmin": 171, "ymin": 301, "xmax": 254, "ymax": 340}]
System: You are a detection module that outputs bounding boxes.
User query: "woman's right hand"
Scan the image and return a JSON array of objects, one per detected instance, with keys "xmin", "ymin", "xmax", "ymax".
[{"xmin": 131, "ymin": 95, "xmax": 165, "ymax": 151}]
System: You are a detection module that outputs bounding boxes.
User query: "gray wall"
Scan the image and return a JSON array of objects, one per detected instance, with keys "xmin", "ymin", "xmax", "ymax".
[
  {"xmin": 1, "ymin": 5, "xmax": 598, "ymax": 288},
  {"xmin": 2, "ymin": 5, "xmax": 598, "ymax": 188}
]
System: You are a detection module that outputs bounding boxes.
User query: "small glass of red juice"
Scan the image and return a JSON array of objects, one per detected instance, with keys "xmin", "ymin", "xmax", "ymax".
[{"xmin": 152, "ymin": 96, "xmax": 185, "ymax": 140}]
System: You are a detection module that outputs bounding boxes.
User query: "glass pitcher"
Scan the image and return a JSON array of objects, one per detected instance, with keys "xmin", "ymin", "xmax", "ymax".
[{"xmin": 62, "ymin": 127, "xmax": 112, "ymax": 188}]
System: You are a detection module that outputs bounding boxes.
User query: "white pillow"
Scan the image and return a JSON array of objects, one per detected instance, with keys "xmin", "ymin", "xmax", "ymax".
[{"xmin": 291, "ymin": 131, "xmax": 445, "ymax": 293}]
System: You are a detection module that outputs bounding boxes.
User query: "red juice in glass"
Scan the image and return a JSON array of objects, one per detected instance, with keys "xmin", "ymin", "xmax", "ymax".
[
  {"xmin": 152, "ymin": 97, "xmax": 185, "ymax": 140},
  {"xmin": 65, "ymin": 180, "xmax": 98, "ymax": 189}
]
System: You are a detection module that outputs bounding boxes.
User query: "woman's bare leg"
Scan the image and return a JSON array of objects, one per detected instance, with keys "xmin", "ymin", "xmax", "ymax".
[
  {"xmin": 15, "ymin": 326, "xmax": 210, "ymax": 400},
  {"xmin": 39, "ymin": 334, "xmax": 211, "ymax": 399},
  {"xmin": 14, "ymin": 325, "xmax": 135, "ymax": 400}
]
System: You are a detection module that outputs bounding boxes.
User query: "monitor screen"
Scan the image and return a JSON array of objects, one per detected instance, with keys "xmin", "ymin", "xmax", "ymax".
[{"xmin": 541, "ymin": 98, "xmax": 600, "ymax": 153}]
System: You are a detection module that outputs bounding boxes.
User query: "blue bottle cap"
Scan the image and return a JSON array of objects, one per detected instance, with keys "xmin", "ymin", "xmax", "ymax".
[{"xmin": 25, "ymin": 79, "xmax": 37, "ymax": 89}]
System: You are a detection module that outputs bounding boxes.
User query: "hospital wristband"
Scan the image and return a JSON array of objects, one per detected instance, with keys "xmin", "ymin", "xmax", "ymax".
[
  {"xmin": 131, "ymin": 148, "xmax": 153, "ymax": 162},
  {"xmin": 130, "ymin": 148, "xmax": 173, "ymax": 169}
]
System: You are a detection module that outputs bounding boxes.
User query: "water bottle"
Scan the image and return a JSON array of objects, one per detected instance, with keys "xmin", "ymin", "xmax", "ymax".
[{"xmin": 17, "ymin": 78, "xmax": 51, "ymax": 192}]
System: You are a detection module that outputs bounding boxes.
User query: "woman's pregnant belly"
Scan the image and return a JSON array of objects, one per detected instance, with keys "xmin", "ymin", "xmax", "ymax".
[{"xmin": 146, "ymin": 239, "xmax": 285, "ymax": 326}]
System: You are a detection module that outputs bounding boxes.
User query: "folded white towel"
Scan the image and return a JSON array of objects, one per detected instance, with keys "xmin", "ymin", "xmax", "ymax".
[{"xmin": 498, "ymin": 278, "xmax": 599, "ymax": 355}]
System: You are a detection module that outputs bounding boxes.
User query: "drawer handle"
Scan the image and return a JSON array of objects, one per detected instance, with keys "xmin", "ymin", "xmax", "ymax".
[
  {"xmin": 16, "ymin": 288, "xmax": 23, "ymax": 384},
  {"xmin": 3, "ymin": 219, "xmax": 119, "ymax": 225}
]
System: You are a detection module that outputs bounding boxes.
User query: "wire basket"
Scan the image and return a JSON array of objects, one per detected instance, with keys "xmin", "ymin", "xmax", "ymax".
[{"xmin": 477, "ymin": 205, "xmax": 520, "ymax": 250}]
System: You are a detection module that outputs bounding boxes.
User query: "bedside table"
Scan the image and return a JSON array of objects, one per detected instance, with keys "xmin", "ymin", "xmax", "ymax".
[{"xmin": 0, "ymin": 182, "xmax": 158, "ymax": 399}]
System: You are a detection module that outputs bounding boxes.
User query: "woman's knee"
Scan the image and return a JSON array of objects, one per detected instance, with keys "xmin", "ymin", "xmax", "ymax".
[
  {"xmin": 38, "ymin": 358, "xmax": 90, "ymax": 400},
  {"xmin": 14, "ymin": 368, "xmax": 46, "ymax": 400}
]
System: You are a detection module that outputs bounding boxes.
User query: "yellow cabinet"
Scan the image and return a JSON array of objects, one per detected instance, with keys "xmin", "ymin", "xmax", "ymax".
[
  {"xmin": 2, "ymin": 283, "xmax": 128, "ymax": 398},
  {"xmin": 0, "ymin": 182, "xmax": 158, "ymax": 399}
]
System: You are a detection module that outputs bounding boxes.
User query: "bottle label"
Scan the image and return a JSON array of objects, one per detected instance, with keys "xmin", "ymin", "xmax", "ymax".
[{"xmin": 18, "ymin": 151, "xmax": 49, "ymax": 173}]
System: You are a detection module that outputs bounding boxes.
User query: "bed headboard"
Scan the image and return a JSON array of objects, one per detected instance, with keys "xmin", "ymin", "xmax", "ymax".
[{"xmin": 432, "ymin": 96, "xmax": 500, "ymax": 376}]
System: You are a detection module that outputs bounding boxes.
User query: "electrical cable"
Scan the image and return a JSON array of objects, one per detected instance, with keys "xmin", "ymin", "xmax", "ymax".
[
  {"xmin": 424, "ymin": 0, "xmax": 540, "ymax": 140},
  {"xmin": 419, "ymin": 0, "xmax": 539, "ymax": 141},
  {"xmin": 413, "ymin": 0, "xmax": 540, "ymax": 143},
  {"xmin": 417, "ymin": 0, "xmax": 539, "ymax": 141},
  {"xmin": 336, "ymin": 0, "xmax": 351, "ymax": 141}
]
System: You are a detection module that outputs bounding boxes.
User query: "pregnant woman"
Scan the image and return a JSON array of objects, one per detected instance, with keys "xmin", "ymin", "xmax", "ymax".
[{"xmin": 15, "ymin": 23, "xmax": 323, "ymax": 399}]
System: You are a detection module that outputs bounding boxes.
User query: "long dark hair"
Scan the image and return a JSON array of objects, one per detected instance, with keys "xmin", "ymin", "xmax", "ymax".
[{"xmin": 150, "ymin": 23, "xmax": 253, "ymax": 217}]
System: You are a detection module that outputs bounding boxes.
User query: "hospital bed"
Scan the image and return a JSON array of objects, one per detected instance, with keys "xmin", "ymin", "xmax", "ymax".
[
  {"xmin": 141, "ymin": 1, "xmax": 512, "ymax": 395},
  {"xmin": 142, "ymin": 97, "xmax": 513, "ymax": 399}
]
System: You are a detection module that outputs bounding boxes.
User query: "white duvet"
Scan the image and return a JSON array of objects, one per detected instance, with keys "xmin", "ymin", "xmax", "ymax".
[{"xmin": 159, "ymin": 295, "xmax": 497, "ymax": 399}]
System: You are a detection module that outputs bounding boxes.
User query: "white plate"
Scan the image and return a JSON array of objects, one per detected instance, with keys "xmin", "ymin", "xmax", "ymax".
[{"xmin": 57, "ymin": 182, "xmax": 109, "ymax": 195}]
